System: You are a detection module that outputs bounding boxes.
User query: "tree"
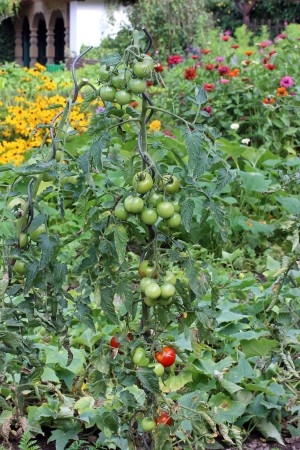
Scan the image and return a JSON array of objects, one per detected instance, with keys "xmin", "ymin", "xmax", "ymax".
[
  {"xmin": 234, "ymin": 0, "xmax": 259, "ymax": 27},
  {"xmin": 0, "ymin": 0, "xmax": 20, "ymax": 23}
]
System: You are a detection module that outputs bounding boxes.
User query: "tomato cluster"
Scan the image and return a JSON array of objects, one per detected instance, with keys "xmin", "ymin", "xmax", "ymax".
[
  {"xmin": 98, "ymin": 55, "xmax": 154, "ymax": 106},
  {"xmin": 115, "ymin": 172, "xmax": 182, "ymax": 232},
  {"xmin": 139, "ymin": 263, "xmax": 177, "ymax": 307}
]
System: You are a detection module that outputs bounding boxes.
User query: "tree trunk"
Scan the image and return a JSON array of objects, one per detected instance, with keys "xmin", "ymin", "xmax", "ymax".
[{"xmin": 234, "ymin": 0, "xmax": 259, "ymax": 27}]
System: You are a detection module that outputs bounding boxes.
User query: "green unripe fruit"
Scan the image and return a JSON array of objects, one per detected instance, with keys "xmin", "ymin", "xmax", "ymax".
[
  {"xmin": 19, "ymin": 233, "xmax": 29, "ymax": 248},
  {"xmin": 160, "ymin": 283, "xmax": 176, "ymax": 299},
  {"xmin": 114, "ymin": 204, "xmax": 129, "ymax": 220},
  {"xmin": 145, "ymin": 282, "xmax": 161, "ymax": 300},
  {"xmin": 13, "ymin": 260, "xmax": 26, "ymax": 275}
]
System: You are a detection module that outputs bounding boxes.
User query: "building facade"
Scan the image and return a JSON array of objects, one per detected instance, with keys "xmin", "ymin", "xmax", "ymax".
[{"xmin": 14, "ymin": 0, "xmax": 129, "ymax": 67}]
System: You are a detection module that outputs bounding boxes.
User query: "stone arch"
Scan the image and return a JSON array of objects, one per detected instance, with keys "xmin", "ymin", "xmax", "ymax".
[
  {"xmin": 48, "ymin": 10, "xmax": 65, "ymax": 64},
  {"xmin": 31, "ymin": 12, "xmax": 47, "ymax": 65},
  {"xmin": 22, "ymin": 17, "xmax": 30, "ymax": 67}
]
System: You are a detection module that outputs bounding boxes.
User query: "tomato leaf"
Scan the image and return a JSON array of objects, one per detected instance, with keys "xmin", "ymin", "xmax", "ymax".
[
  {"xmin": 137, "ymin": 368, "xmax": 160, "ymax": 394},
  {"xmin": 181, "ymin": 198, "xmax": 194, "ymax": 232},
  {"xmin": 114, "ymin": 225, "xmax": 128, "ymax": 263},
  {"xmin": 100, "ymin": 287, "xmax": 118, "ymax": 324},
  {"xmin": 99, "ymin": 410, "xmax": 119, "ymax": 433},
  {"xmin": 153, "ymin": 424, "xmax": 170, "ymax": 450}
]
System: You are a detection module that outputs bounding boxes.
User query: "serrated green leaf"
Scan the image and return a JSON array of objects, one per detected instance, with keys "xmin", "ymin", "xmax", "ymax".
[
  {"xmin": 48, "ymin": 429, "xmax": 80, "ymax": 450},
  {"xmin": 124, "ymin": 385, "xmax": 146, "ymax": 406},
  {"xmin": 100, "ymin": 287, "xmax": 118, "ymax": 323},
  {"xmin": 137, "ymin": 368, "xmax": 160, "ymax": 394},
  {"xmin": 101, "ymin": 410, "xmax": 119, "ymax": 433},
  {"xmin": 100, "ymin": 53, "xmax": 122, "ymax": 66},
  {"xmin": 195, "ymin": 86, "xmax": 208, "ymax": 105},
  {"xmin": 181, "ymin": 199, "xmax": 194, "ymax": 232},
  {"xmin": 38, "ymin": 234, "xmax": 59, "ymax": 270},
  {"xmin": 162, "ymin": 370, "xmax": 193, "ymax": 393},
  {"xmin": 74, "ymin": 396, "xmax": 95, "ymax": 413},
  {"xmin": 114, "ymin": 225, "xmax": 128, "ymax": 263},
  {"xmin": 153, "ymin": 424, "xmax": 170, "ymax": 450}
]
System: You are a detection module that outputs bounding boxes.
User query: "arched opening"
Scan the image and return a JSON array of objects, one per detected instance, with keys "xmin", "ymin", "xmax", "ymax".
[
  {"xmin": 37, "ymin": 18, "xmax": 47, "ymax": 65},
  {"xmin": 54, "ymin": 17, "xmax": 65, "ymax": 63},
  {"xmin": 22, "ymin": 17, "xmax": 30, "ymax": 67}
]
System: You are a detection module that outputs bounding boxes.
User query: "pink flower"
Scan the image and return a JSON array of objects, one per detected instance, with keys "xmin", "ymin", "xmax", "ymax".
[
  {"xmin": 190, "ymin": 55, "xmax": 199, "ymax": 60},
  {"xmin": 216, "ymin": 56, "xmax": 225, "ymax": 62},
  {"xmin": 280, "ymin": 76, "xmax": 294, "ymax": 88},
  {"xmin": 203, "ymin": 106, "xmax": 212, "ymax": 115},
  {"xmin": 163, "ymin": 131, "xmax": 176, "ymax": 138},
  {"xmin": 204, "ymin": 83, "xmax": 215, "ymax": 91},
  {"xmin": 217, "ymin": 65, "xmax": 230, "ymax": 75},
  {"xmin": 219, "ymin": 78, "xmax": 229, "ymax": 84},
  {"xmin": 168, "ymin": 55, "xmax": 183, "ymax": 65},
  {"xmin": 276, "ymin": 34, "xmax": 286, "ymax": 41},
  {"xmin": 196, "ymin": 62, "xmax": 203, "ymax": 67},
  {"xmin": 221, "ymin": 35, "xmax": 230, "ymax": 41}
]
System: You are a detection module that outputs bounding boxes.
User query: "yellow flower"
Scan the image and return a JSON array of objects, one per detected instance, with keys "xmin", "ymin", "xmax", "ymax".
[{"xmin": 149, "ymin": 120, "xmax": 161, "ymax": 133}]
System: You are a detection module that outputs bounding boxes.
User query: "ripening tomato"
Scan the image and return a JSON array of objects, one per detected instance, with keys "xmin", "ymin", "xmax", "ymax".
[
  {"xmin": 138, "ymin": 260, "xmax": 157, "ymax": 278},
  {"xmin": 124, "ymin": 196, "xmax": 144, "ymax": 213},
  {"xmin": 155, "ymin": 347, "xmax": 176, "ymax": 367},
  {"xmin": 141, "ymin": 208, "xmax": 158, "ymax": 225},
  {"xmin": 110, "ymin": 336, "xmax": 120, "ymax": 348},
  {"xmin": 155, "ymin": 411, "xmax": 172, "ymax": 426},
  {"xmin": 141, "ymin": 417, "xmax": 156, "ymax": 432},
  {"xmin": 166, "ymin": 213, "xmax": 182, "ymax": 228},
  {"xmin": 128, "ymin": 78, "xmax": 147, "ymax": 94},
  {"xmin": 132, "ymin": 172, "xmax": 153, "ymax": 194},
  {"xmin": 114, "ymin": 203, "xmax": 129, "ymax": 220},
  {"xmin": 148, "ymin": 192, "xmax": 163, "ymax": 207},
  {"xmin": 100, "ymin": 86, "xmax": 116, "ymax": 102},
  {"xmin": 29, "ymin": 224, "xmax": 47, "ymax": 242},
  {"xmin": 145, "ymin": 282, "xmax": 161, "ymax": 300},
  {"xmin": 115, "ymin": 90, "xmax": 132, "ymax": 105},
  {"xmin": 156, "ymin": 202, "xmax": 175, "ymax": 219},
  {"xmin": 159, "ymin": 175, "xmax": 180, "ymax": 194},
  {"xmin": 13, "ymin": 260, "xmax": 26, "ymax": 275},
  {"xmin": 19, "ymin": 233, "xmax": 28, "ymax": 249},
  {"xmin": 160, "ymin": 283, "xmax": 175, "ymax": 299}
]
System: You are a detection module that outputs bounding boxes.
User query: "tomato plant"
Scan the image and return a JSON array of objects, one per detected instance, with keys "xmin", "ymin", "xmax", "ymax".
[
  {"xmin": 115, "ymin": 90, "xmax": 132, "ymax": 106},
  {"xmin": 155, "ymin": 411, "xmax": 173, "ymax": 426},
  {"xmin": 29, "ymin": 224, "xmax": 47, "ymax": 242},
  {"xmin": 133, "ymin": 57, "xmax": 154, "ymax": 78},
  {"xmin": 132, "ymin": 347, "xmax": 149, "ymax": 366},
  {"xmin": 114, "ymin": 203, "xmax": 129, "ymax": 220},
  {"xmin": 156, "ymin": 201, "xmax": 175, "ymax": 219},
  {"xmin": 138, "ymin": 260, "xmax": 157, "ymax": 278},
  {"xmin": 110, "ymin": 336, "xmax": 120, "ymax": 348},
  {"xmin": 128, "ymin": 77, "xmax": 147, "ymax": 94},
  {"xmin": 141, "ymin": 208, "xmax": 158, "ymax": 225},
  {"xmin": 141, "ymin": 417, "xmax": 156, "ymax": 431},
  {"xmin": 159, "ymin": 175, "xmax": 180, "ymax": 194},
  {"xmin": 100, "ymin": 85, "xmax": 116, "ymax": 102},
  {"xmin": 155, "ymin": 347, "xmax": 176, "ymax": 367},
  {"xmin": 124, "ymin": 195, "xmax": 144, "ymax": 213},
  {"xmin": 132, "ymin": 172, "xmax": 153, "ymax": 194},
  {"xmin": 12, "ymin": 260, "xmax": 26, "ymax": 275}
]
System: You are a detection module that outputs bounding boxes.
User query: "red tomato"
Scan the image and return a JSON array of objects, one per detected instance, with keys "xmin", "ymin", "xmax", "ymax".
[
  {"xmin": 110, "ymin": 336, "xmax": 120, "ymax": 348},
  {"xmin": 155, "ymin": 347, "xmax": 176, "ymax": 367},
  {"xmin": 155, "ymin": 411, "xmax": 172, "ymax": 426}
]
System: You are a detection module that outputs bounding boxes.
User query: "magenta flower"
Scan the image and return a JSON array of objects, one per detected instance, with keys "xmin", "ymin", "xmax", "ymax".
[
  {"xmin": 163, "ymin": 131, "xmax": 176, "ymax": 138},
  {"xmin": 219, "ymin": 78, "xmax": 229, "ymax": 84},
  {"xmin": 217, "ymin": 65, "xmax": 230, "ymax": 75},
  {"xmin": 280, "ymin": 76, "xmax": 294, "ymax": 88},
  {"xmin": 216, "ymin": 56, "xmax": 225, "ymax": 62}
]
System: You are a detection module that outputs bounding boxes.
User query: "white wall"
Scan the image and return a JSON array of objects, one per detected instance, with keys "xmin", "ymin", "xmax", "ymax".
[{"xmin": 69, "ymin": 0, "xmax": 130, "ymax": 56}]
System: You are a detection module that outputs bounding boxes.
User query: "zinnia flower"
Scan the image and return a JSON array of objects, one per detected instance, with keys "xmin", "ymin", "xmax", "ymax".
[
  {"xmin": 276, "ymin": 34, "xmax": 286, "ymax": 41},
  {"xmin": 168, "ymin": 55, "xmax": 183, "ymax": 65},
  {"xmin": 204, "ymin": 83, "xmax": 215, "ymax": 91},
  {"xmin": 241, "ymin": 138, "xmax": 251, "ymax": 145},
  {"xmin": 219, "ymin": 78, "xmax": 229, "ymax": 84},
  {"xmin": 184, "ymin": 67, "xmax": 197, "ymax": 80},
  {"xmin": 263, "ymin": 97, "xmax": 275, "ymax": 104},
  {"xmin": 277, "ymin": 87, "xmax": 288, "ymax": 97},
  {"xmin": 163, "ymin": 130, "xmax": 176, "ymax": 138},
  {"xmin": 149, "ymin": 120, "xmax": 161, "ymax": 132},
  {"xmin": 201, "ymin": 49, "xmax": 211, "ymax": 54},
  {"xmin": 230, "ymin": 123, "xmax": 239, "ymax": 130},
  {"xmin": 244, "ymin": 51, "xmax": 254, "ymax": 56},
  {"xmin": 280, "ymin": 76, "xmax": 294, "ymax": 88},
  {"xmin": 221, "ymin": 35, "xmax": 230, "ymax": 41},
  {"xmin": 203, "ymin": 106, "xmax": 212, "ymax": 115},
  {"xmin": 231, "ymin": 45, "xmax": 240, "ymax": 49},
  {"xmin": 190, "ymin": 55, "xmax": 199, "ymax": 60},
  {"xmin": 216, "ymin": 56, "xmax": 225, "ymax": 62},
  {"xmin": 228, "ymin": 68, "xmax": 240, "ymax": 77},
  {"xmin": 264, "ymin": 64, "xmax": 277, "ymax": 70},
  {"xmin": 205, "ymin": 64, "xmax": 215, "ymax": 70},
  {"xmin": 217, "ymin": 65, "xmax": 230, "ymax": 75}
]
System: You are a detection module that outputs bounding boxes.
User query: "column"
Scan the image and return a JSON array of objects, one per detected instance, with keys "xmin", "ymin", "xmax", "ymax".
[
  {"xmin": 47, "ymin": 29, "xmax": 55, "ymax": 64},
  {"xmin": 29, "ymin": 28, "xmax": 38, "ymax": 65},
  {"xmin": 15, "ymin": 27, "xmax": 23, "ymax": 66}
]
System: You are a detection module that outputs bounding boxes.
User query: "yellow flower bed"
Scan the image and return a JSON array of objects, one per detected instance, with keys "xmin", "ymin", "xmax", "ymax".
[{"xmin": 0, "ymin": 63, "xmax": 91, "ymax": 166}]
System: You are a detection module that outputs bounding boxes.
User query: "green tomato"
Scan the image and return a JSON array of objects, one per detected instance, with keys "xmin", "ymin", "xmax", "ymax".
[
  {"xmin": 140, "ymin": 277, "xmax": 153, "ymax": 293},
  {"xmin": 164, "ymin": 271, "xmax": 176, "ymax": 285},
  {"xmin": 173, "ymin": 200, "xmax": 181, "ymax": 213},
  {"xmin": 111, "ymin": 70, "xmax": 130, "ymax": 89},
  {"xmin": 128, "ymin": 78, "xmax": 147, "ymax": 94},
  {"xmin": 55, "ymin": 150, "xmax": 62, "ymax": 162},
  {"xmin": 100, "ymin": 86, "xmax": 116, "ymax": 102},
  {"xmin": 13, "ymin": 260, "xmax": 26, "ymax": 275},
  {"xmin": 138, "ymin": 260, "xmax": 157, "ymax": 278},
  {"xmin": 99, "ymin": 65, "xmax": 110, "ymax": 81},
  {"xmin": 148, "ymin": 192, "xmax": 164, "ymax": 207},
  {"xmin": 8, "ymin": 197, "xmax": 26, "ymax": 213},
  {"xmin": 29, "ymin": 224, "xmax": 47, "ymax": 242},
  {"xmin": 141, "ymin": 208, "xmax": 158, "ymax": 225},
  {"xmin": 157, "ymin": 202, "xmax": 175, "ymax": 219},
  {"xmin": 159, "ymin": 175, "xmax": 180, "ymax": 194},
  {"xmin": 145, "ymin": 282, "xmax": 161, "ymax": 300},
  {"xmin": 152, "ymin": 363, "xmax": 165, "ymax": 377},
  {"xmin": 133, "ymin": 59, "xmax": 153, "ymax": 78},
  {"xmin": 144, "ymin": 296, "xmax": 158, "ymax": 307},
  {"xmin": 160, "ymin": 283, "xmax": 176, "ymax": 299},
  {"xmin": 132, "ymin": 172, "xmax": 153, "ymax": 194},
  {"xmin": 115, "ymin": 90, "xmax": 132, "ymax": 106},
  {"xmin": 42, "ymin": 173, "xmax": 55, "ymax": 182},
  {"xmin": 124, "ymin": 196, "xmax": 144, "ymax": 213},
  {"xmin": 141, "ymin": 418, "xmax": 156, "ymax": 432},
  {"xmin": 114, "ymin": 204, "xmax": 129, "ymax": 220},
  {"xmin": 19, "ymin": 233, "xmax": 28, "ymax": 248},
  {"xmin": 166, "ymin": 213, "xmax": 181, "ymax": 228},
  {"xmin": 159, "ymin": 297, "xmax": 173, "ymax": 306},
  {"xmin": 132, "ymin": 347, "xmax": 149, "ymax": 367},
  {"xmin": 61, "ymin": 176, "xmax": 77, "ymax": 186}
]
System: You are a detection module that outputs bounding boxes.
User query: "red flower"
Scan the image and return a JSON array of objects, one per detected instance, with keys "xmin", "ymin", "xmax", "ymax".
[
  {"xmin": 264, "ymin": 64, "xmax": 276, "ymax": 70},
  {"xmin": 190, "ymin": 55, "xmax": 199, "ymax": 59},
  {"xmin": 263, "ymin": 97, "xmax": 275, "ymax": 104},
  {"xmin": 269, "ymin": 51, "xmax": 277, "ymax": 56},
  {"xmin": 146, "ymin": 80, "xmax": 153, "ymax": 86},
  {"xmin": 263, "ymin": 57, "xmax": 270, "ymax": 64},
  {"xmin": 221, "ymin": 35, "xmax": 230, "ymax": 41},
  {"xmin": 205, "ymin": 64, "xmax": 215, "ymax": 70},
  {"xmin": 184, "ymin": 67, "xmax": 197, "ymax": 80},
  {"xmin": 168, "ymin": 55, "xmax": 183, "ymax": 65},
  {"xmin": 231, "ymin": 45, "xmax": 240, "ymax": 49},
  {"xmin": 155, "ymin": 63, "xmax": 164, "ymax": 72},
  {"xmin": 203, "ymin": 106, "xmax": 212, "ymax": 115},
  {"xmin": 201, "ymin": 49, "xmax": 211, "ymax": 54},
  {"xmin": 217, "ymin": 65, "xmax": 230, "ymax": 75},
  {"xmin": 204, "ymin": 83, "xmax": 215, "ymax": 92}
]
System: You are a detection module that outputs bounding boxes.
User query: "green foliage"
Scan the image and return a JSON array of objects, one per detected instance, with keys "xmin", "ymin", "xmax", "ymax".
[{"xmin": 19, "ymin": 431, "xmax": 40, "ymax": 450}]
